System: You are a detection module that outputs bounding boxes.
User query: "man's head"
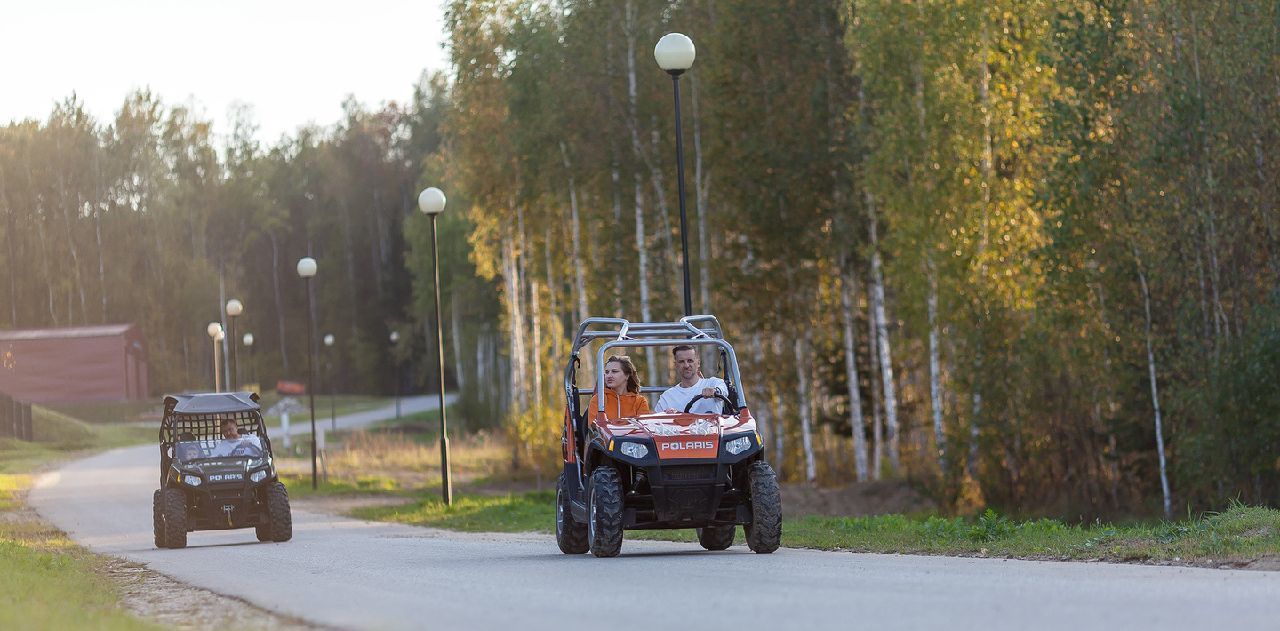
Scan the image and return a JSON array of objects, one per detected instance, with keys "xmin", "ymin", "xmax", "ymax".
[
  {"xmin": 220, "ymin": 418, "xmax": 240, "ymax": 439},
  {"xmin": 672, "ymin": 345, "xmax": 699, "ymax": 384}
]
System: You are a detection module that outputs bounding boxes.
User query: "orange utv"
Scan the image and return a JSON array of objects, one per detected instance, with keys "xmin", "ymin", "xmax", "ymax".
[{"xmin": 556, "ymin": 316, "xmax": 782, "ymax": 558}]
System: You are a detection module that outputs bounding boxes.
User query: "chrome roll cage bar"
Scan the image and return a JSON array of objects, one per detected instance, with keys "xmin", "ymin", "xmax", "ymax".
[{"xmin": 563, "ymin": 315, "xmax": 747, "ymax": 413}]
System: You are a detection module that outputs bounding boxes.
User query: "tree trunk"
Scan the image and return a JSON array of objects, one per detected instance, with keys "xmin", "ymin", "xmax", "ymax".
[
  {"xmin": 771, "ymin": 335, "xmax": 787, "ymax": 479},
  {"xmin": 268, "ymin": 232, "xmax": 290, "ymax": 375},
  {"xmin": 839, "ymin": 260, "xmax": 869, "ymax": 482},
  {"xmin": 865, "ymin": 258, "xmax": 883, "ymax": 480},
  {"xmin": 451, "ymin": 299, "xmax": 465, "ymax": 393},
  {"xmin": 634, "ymin": 175, "xmax": 658, "ymax": 385},
  {"xmin": 560, "ymin": 141, "xmax": 589, "ymax": 324},
  {"xmin": 530, "ymin": 279, "xmax": 543, "ymax": 409},
  {"xmin": 868, "ymin": 200, "xmax": 900, "ymax": 474},
  {"xmin": 692, "ymin": 75, "xmax": 711, "ymax": 314},
  {"xmin": 1135, "ymin": 246, "xmax": 1173, "ymax": 519},
  {"xmin": 796, "ymin": 336, "xmax": 816, "ymax": 483},
  {"xmin": 503, "ymin": 236, "xmax": 527, "ymax": 410},
  {"xmin": 610, "ymin": 162, "xmax": 625, "ymax": 314},
  {"xmin": 928, "ymin": 260, "xmax": 947, "ymax": 472}
]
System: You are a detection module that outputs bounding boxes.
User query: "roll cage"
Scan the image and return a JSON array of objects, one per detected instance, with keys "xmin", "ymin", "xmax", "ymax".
[
  {"xmin": 563, "ymin": 315, "xmax": 748, "ymax": 422},
  {"xmin": 158, "ymin": 392, "xmax": 273, "ymax": 486}
]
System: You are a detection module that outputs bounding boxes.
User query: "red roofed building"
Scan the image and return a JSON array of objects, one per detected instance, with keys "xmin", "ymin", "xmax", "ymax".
[{"xmin": 0, "ymin": 324, "xmax": 149, "ymax": 403}]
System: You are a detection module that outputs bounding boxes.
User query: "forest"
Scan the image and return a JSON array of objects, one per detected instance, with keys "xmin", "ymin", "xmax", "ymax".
[{"xmin": 1, "ymin": 0, "xmax": 1277, "ymax": 518}]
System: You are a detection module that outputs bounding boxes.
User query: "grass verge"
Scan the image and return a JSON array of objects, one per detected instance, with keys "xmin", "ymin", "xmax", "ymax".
[
  {"xmin": 0, "ymin": 404, "xmax": 162, "ymax": 628},
  {"xmin": 0, "ymin": 473, "xmax": 159, "ymax": 630},
  {"xmin": 343, "ymin": 488, "xmax": 1280, "ymax": 566}
]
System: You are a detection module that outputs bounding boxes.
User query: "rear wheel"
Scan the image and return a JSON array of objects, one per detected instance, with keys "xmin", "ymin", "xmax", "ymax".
[
  {"xmin": 160, "ymin": 488, "xmax": 188, "ymax": 549},
  {"xmin": 744, "ymin": 461, "xmax": 781, "ymax": 554},
  {"xmin": 556, "ymin": 472, "xmax": 588, "ymax": 554},
  {"xmin": 152, "ymin": 489, "xmax": 167, "ymax": 548},
  {"xmin": 697, "ymin": 524, "xmax": 736, "ymax": 551},
  {"xmin": 587, "ymin": 466, "xmax": 624, "ymax": 558},
  {"xmin": 263, "ymin": 481, "xmax": 292, "ymax": 542}
]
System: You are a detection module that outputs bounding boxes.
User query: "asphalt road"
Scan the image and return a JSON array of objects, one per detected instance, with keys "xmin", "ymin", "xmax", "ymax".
[{"xmin": 29, "ymin": 399, "xmax": 1280, "ymax": 630}]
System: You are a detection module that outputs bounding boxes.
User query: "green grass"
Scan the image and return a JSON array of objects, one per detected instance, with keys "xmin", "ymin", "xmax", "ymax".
[
  {"xmin": 0, "ymin": 407, "xmax": 153, "ymax": 474},
  {"xmin": 345, "ymin": 487, "xmax": 1280, "ymax": 565},
  {"xmin": 0, "ymin": 475, "xmax": 160, "ymax": 630},
  {"xmin": 354, "ymin": 491, "xmax": 556, "ymax": 533},
  {"xmin": 277, "ymin": 472, "xmax": 409, "ymax": 498}
]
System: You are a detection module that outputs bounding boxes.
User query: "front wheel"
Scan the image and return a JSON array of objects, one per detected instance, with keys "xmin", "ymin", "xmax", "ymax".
[
  {"xmin": 587, "ymin": 466, "xmax": 624, "ymax": 558},
  {"xmin": 152, "ymin": 489, "xmax": 167, "ymax": 548},
  {"xmin": 744, "ymin": 461, "xmax": 781, "ymax": 553},
  {"xmin": 556, "ymin": 472, "xmax": 588, "ymax": 554},
  {"xmin": 160, "ymin": 488, "xmax": 188, "ymax": 549},
  {"xmin": 261, "ymin": 481, "xmax": 292, "ymax": 542}
]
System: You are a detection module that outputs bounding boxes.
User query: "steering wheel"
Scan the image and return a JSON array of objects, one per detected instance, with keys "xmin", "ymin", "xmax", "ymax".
[
  {"xmin": 230, "ymin": 442, "xmax": 263, "ymax": 457},
  {"xmin": 683, "ymin": 393, "xmax": 736, "ymax": 414}
]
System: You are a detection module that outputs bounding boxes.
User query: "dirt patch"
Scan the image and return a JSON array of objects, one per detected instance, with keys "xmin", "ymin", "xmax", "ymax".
[
  {"xmin": 780, "ymin": 480, "xmax": 935, "ymax": 517},
  {"xmin": 101, "ymin": 557, "xmax": 325, "ymax": 631}
]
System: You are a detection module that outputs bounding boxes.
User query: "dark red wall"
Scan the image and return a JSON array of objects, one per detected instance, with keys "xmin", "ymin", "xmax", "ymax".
[{"xmin": 0, "ymin": 328, "xmax": 149, "ymax": 403}]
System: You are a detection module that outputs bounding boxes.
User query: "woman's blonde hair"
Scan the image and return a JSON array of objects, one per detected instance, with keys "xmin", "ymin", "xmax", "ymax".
[{"xmin": 605, "ymin": 354, "xmax": 642, "ymax": 394}]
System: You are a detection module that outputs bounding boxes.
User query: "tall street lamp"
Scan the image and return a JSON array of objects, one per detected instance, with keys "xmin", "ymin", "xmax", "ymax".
[
  {"xmin": 296, "ymin": 256, "xmax": 319, "ymax": 490},
  {"xmin": 389, "ymin": 330, "xmax": 402, "ymax": 420},
  {"xmin": 655, "ymin": 32, "xmax": 697, "ymax": 317},
  {"xmin": 242, "ymin": 332, "xmax": 255, "ymax": 391},
  {"xmin": 418, "ymin": 186, "xmax": 453, "ymax": 506},
  {"xmin": 206, "ymin": 322, "xmax": 224, "ymax": 392},
  {"xmin": 226, "ymin": 299, "xmax": 243, "ymax": 391},
  {"xmin": 324, "ymin": 333, "xmax": 336, "ymax": 431}
]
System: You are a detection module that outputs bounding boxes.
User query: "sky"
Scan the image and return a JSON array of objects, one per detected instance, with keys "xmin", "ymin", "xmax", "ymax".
[{"xmin": 2, "ymin": 0, "xmax": 449, "ymax": 144}]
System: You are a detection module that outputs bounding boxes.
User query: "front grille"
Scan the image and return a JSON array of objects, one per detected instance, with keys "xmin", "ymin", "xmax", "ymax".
[{"xmin": 662, "ymin": 465, "xmax": 716, "ymax": 482}]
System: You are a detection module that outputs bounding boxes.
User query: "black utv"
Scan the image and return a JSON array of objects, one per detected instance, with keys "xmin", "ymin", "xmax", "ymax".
[{"xmin": 153, "ymin": 392, "xmax": 292, "ymax": 548}]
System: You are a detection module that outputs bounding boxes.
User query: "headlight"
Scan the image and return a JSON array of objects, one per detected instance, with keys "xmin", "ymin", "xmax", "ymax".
[
  {"xmin": 182, "ymin": 474, "xmax": 202, "ymax": 486},
  {"xmin": 619, "ymin": 442, "xmax": 649, "ymax": 459},
  {"xmin": 725, "ymin": 435, "xmax": 753, "ymax": 455},
  {"xmin": 250, "ymin": 470, "xmax": 268, "ymax": 483}
]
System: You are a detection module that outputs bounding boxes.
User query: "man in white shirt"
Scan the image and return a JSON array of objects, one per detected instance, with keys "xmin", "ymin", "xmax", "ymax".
[
  {"xmin": 210, "ymin": 417, "xmax": 263, "ymax": 457},
  {"xmin": 657, "ymin": 345, "xmax": 730, "ymax": 414}
]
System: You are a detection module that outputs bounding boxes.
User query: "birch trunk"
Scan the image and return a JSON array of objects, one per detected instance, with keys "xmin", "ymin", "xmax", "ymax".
[
  {"xmin": 611, "ymin": 162, "xmax": 625, "ymax": 313},
  {"xmin": 770, "ymin": 334, "xmax": 787, "ymax": 478},
  {"xmin": 560, "ymin": 141, "xmax": 589, "ymax": 323},
  {"xmin": 531, "ymin": 279, "xmax": 543, "ymax": 409},
  {"xmin": 865, "ymin": 259, "xmax": 883, "ymax": 480},
  {"xmin": 692, "ymin": 75, "xmax": 711, "ymax": 314},
  {"xmin": 796, "ymin": 336, "xmax": 816, "ymax": 483},
  {"xmin": 451, "ymin": 299, "xmax": 466, "ymax": 392},
  {"xmin": 1135, "ymin": 248, "xmax": 1173, "ymax": 519},
  {"xmin": 839, "ymin": 261, "xmax": 869, "ymax": 482},
  {"xmin": 868, "ymin": 203, "xmax": 900, "ymax": 474},
  {"xmin": 268, "ymin": 232, "xmax": 290, "ymax": 374},
  {"xmin": 928, "ymin": 261, "xmax": 946, "ymax": 471},
  {"xmin": 503, "ymin": 237, "xmax": 528, "ymax": 410},
  {"xmin": 634, "ymin": 176, "xmax": 658, "ymax": 386}
]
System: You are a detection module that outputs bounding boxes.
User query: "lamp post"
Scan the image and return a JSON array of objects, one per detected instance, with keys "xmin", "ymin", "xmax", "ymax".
[
  {"xmin": 296, "ymin": 256, "xmax": 319, "ymax": 490},
  {"xmin": 242, "ymin": 332, "xmax": 255, "ymax": 392},
  {"xmin": 206, "ymin": 322, "xmax": 224, "ymax": 392},
  {"xmin": 418, "ymin": 186, "xmax": 453, "ymax": 506},
  {"xmin": 654, "ymin": 32, "xmax": 697, "ymax": 317},
  {"xmin": 389, "ymin": 330, "xmax": 402, "ymax": 420},
  {"xmin": 324, "ymin": 333, "xmax": 336, "ymax": 431},
  {"xmin": 226, "ymin": 299, "xmax": 243, "ymax": 391}
]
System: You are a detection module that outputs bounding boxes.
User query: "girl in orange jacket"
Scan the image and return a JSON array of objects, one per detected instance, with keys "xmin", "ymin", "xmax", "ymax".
[{"xmin": 588, "ymin": 355, "xmax": 652, "ymax": 420}]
